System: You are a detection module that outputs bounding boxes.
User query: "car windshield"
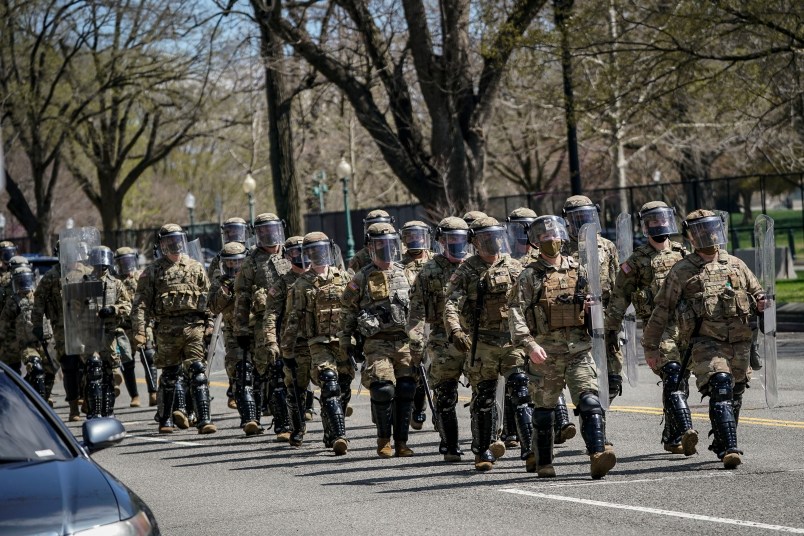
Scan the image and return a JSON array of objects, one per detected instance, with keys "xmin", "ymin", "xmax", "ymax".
[{"xmin": 0, "ymin": 371, "xmax": 72, "ymax": 463}]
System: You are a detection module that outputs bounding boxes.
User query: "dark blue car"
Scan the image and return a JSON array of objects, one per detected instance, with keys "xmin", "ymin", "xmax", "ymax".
[{"xmin": 0, "ymin": 362, "xmax": 159, "ymax": 535}]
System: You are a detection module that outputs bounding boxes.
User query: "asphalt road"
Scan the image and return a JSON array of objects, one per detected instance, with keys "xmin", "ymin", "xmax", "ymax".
[{"xmin": 55, "ymin": 333, "xmax": 804, "ymax": 536}]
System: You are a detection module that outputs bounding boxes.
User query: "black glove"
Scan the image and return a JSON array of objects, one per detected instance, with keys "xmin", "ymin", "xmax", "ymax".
[
  {"xmin": 285, "ymin": 357, "xmax": 298, "ymax": 374},
  {"xmin": 98, "ymin": 306, "xmax": 116, "ymax": 319},
  {"xmin": 236, "ymin": 335, "xmax": 252, "ymax": 351},
  {"xmin": 32, "ymin": 325, "xmax": 45, "ymax": 341}
]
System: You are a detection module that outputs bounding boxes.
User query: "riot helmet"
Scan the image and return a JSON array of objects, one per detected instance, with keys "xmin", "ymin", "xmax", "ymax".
[
  {"xmin": 435, "ymin": 217, "xmax": 470, "ymax": 261},
  {"xmin": 157, "ymin": 223, "xmax": 188, "ymax": 257},
  {"xmin": 89, "ymin": 246, "xmax": 114, "ymax": 270},
  {"xmin": 8, "ymin": 255, "xmax": 29, "ymax": 271},
  {"xmin": 366, "ymin": 223, "xmax": 402, "ymax": 265},
  {"xmin": 401, "ymin": 221, "xmax": 431, "ymax": 253},
  {"xmin": 362, "ymin": 209, "xmax": 394, "ymax": 235},
  {"xmin": 12, "ymin": 266, "xmax": 35, "ymax": 293},
  {"xmin": 222, "ymin": 217, "xmax": 248, "ymax": 244},
  {"xmin": 562, "ymin": 195, "xmax": 601, "ymax": 239},
  {"xmin": 639, "ymin": 201, "xmax": 678, "ymax": 239},
  {"xmin": 506, "ymin": 207, "xmax": 537, "ymax": 259},
  {"xmin": 303, "ymin": 232, "xmax": 336, "ymax": 267},
  {"xmin": 682, "ymin": 209, "xmax": 727, "ymax": 251},
  {"xmin": 220, "ymin": 241, "xmax": 247, "ymax": 278},
  {"xmin": 462, "ymin": 211, "xmax": 487, "ymax": 226},
  {"xmin": 469, "ymin": 217, "xmax": 511, "ymax": 257},
  {"xmin": 114, "ymin": 247, "xmax": 139, "ymax": 276},
  {"xmin": 0, "ymin": 241, "xmax": 18, "ymax": 264},
  {"xmin": 284, "ymin": 236, "xmax": 308, "ymax": 269},
  {"xmin": 529, "ymin": 215, "xmax": 569, "ymax": 243},
  {"xmin": 253, "ymin": 213, "xmax": 286, "ymax": 248}
]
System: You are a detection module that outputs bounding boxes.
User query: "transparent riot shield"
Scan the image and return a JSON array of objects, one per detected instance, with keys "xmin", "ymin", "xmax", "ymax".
[
  {"xmin": 60, "ymin": 227, "xmax": 104, "ymax": 355},
  {"xmin": 754, "ymin": 215, "xmax": 777, "ymax": 408},
  {"xmin": 186, "ymin": 238, "xmax": 205, "ymax": 265},
  {"xmin": 616, "ymin": 213, "xmax": 638, "ymax": 387},
  {"xmin": 206, "ymin": 313, "xmax": 227, "ymax": 376},
  {"xmin": 579, "ymin": 223, "xmax": 609, "ymax": 410}
]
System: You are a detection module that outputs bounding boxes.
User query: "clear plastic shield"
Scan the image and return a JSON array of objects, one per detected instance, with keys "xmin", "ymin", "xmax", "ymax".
[
  {"xmin": 754, "ymin": 215, "xmax": 777, "ymax": 408},
  {"xmin": 186, "ymin": 238, "xmax": 205, "ymax": 264},
  {"xmin": 60, "ymin": 228, "xmax": 105, "ymax": 355},
  {"xmin": 616, "ymin": 213, "xmax": 638, "ymax": 387},
  {"xmin": 579, "ymin": 223, "xmax": 609, "ymax": 410},
  {"xmin": 206, "ymin": 313, "xmax": 226, "ymax": 376}
]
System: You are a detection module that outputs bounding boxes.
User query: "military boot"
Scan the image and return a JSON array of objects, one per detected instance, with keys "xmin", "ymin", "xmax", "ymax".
[
  {"xmin": 112, "ymin": 367, "xmax": 124, "ymax": 398},
  {"xmin": 377, "ymin": 438, "xmax": 393, "ymax": 458},
  {"xmin": 438, "ymin": 409, "xmax": 463, "ymax": 462},
  {"xmin": 410, "ymin": 379, "xmax": 427, "ymax": 431},
  {"xmin": 372, "ymin": 392, "xmax": 394, "ymax": 458},
  {"xmin": 474, "ymin": 450, "xmax": 495, "ymax": 471},
  {"xmin": 122, "ymin": 361, "xmax": 139, "ymax": 406},
  {"xmin": 149, "ymin": 392, "xmax": 157, "ymax": 406}
]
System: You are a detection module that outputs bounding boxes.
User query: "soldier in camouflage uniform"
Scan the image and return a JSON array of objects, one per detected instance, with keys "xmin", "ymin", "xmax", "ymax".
[
  {"xmin": 510, "ymin": 215, "xmax": 617, "ymax": 479},
  {"xmin": 407, "ymin": 217, "xmax": 470, "ymax": 461},
  {"xmin": 340, "ymin": 222, "xmax": 417, "ymax": 458},
  {"xmin": 132, "ymin": 224, "xmax": 216, "ymax": 434},
  {"xmin": 81, "ymin": 246, "xmax": 131, "ymax": 419},
  {"xmin": 400, "ymin": 220, "xmax": 434, "ymax": 431},
  {"xmin": 643, "ymin": 210, "xmax": 766, "ymax": 469},
  {"xmin": 347, "ymin": 209, "xmax": 395, "ymax": 274},
  {"xmin": 0, "ymin": 255, "xmax": 28, "ymax": 375},
  {"xmin": 461, "ymin": 211, "xmax": 487, "ymax": 226},
  {"xmin": 208, "ymin": 242, "xmax": 247, "ymax": 411},
  {"xmin": 445, "ymin": 217, "xmax": 531, "ymax": 472},
  {"xmin": 253, "ymin": 236, "xmax": 309, "ymax": 439},
  {"xmin": 33, "ymin": 245, "xmax": 88, "ymax": 421},
  {"xmin": 605, "ymin": 202, "xmax": 697, "ymax": 455},
  {"xmin": 0, "ymin": 241, "xmax": 18, "ymax": 275},
  {"xmin": 281, "ymin": 232, "xmax": 351, "ymax": 454},
  {"xmin": 562, "ymin": 195, "xmax": 622, "ymax": 403},
  {"xmin": 0, "ymin": 266, "xmax": 55, "ymax": 402},
  {"xmin": 233, "ymin": 213, "xmax": 290, "ymax": 439},
  {"xmin": 207, "ymin": 217, "xmax": 248, "ymax": 279}
]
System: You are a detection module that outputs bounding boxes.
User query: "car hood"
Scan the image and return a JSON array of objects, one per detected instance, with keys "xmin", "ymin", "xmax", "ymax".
[{"xmin": 0, "ymin": 457, "xmax": 121, "ymax": 536}]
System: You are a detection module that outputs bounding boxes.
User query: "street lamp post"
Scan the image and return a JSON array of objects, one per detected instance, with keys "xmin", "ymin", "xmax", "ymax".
[
  {"xmin": 243, "ymin": 173, "xmax": 257, "ymax": 228},
  {"xmin": 337, "ymin": 158, "xmax": 355, "ymax": 260},
  {"xmin": 184, "ymin": 192, "xmax": 196, "ymax": 238},
  {"xmin": 125, "ymin": 218, "xmax": 134, "ymax": 247}
]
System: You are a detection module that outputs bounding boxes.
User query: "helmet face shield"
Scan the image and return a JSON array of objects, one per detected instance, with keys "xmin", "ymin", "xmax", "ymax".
[
  {"xmin": 401, "ymin": 226, "xmax": 431, "ymax": 252},
  {"xmin": 254, "ymin": 221, "xmax": 285, "ymax": 248},
  {"xmin": 641, "ymin": 207, "xmax": 678, "ymax": 237},
  {"xmin": 304, "ymin": 242, "xmax": 335, "ymax": 267},
  {"xmin": 89, "ymin": 247, "xmax": 114, "ymax": 269},
  {"xmin": 115, "ymin": 254, "xmax": 138, "ymax": 276},
  {"xmin": 13, "ymin": 270, "xmax": 35, "ymax": 293},
  {"xmin": 222, "ymin": 222, "xmax": 248, "ymax": 244},
  {"xmin": 369, "ymin": 235, "xmax": 402, "ymax": 264},
  {"xmin": 528, "ymin": 216, "xmax": 569, "ymax": 244},
  {"xmin": 686, "ymin": 215, "xmax": 727, "ymax": 250},
  {"xmin": 471, "ymin": 226, "xmax": 511, "ymax": 257},
  {"xmin": 565, "ymin": 206, "xmax": 600, "ymax": 238},
  {"xmin": 440, "ymin": 229, "xmax": 470, "ymax": 261},
  {"xmin": 506, "ymin": 222, "xmax": 532, "ymax": 259},
  {"xmin": 284, "ymin": 244, "xmax": 309, "ymax": 269},
  {"xmin": 1, "ymin": 245, "xmax": 18, "ymax": 263},
  {"xmin": 160, "ymin": 233, "xmax": 187, "ymax": 257},
  {"xmin": 222, "ymin": 257, "xmax": 245, "ymax": 278}
]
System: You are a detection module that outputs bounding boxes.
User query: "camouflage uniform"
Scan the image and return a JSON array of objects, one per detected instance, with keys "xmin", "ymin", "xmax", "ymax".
[
  {"xmin": 444, "ymin": 216, "xmax": 529, "ymax": 471},
  {"xmin": 132, "ymin": 224, "xmax": 215, "ymax": 434},
  {"xmin": 282, "ymin": 254, "xmax": 352, "ymax": 452},
  {"xmin": 348, "ymin": 209, "xmax": 395, "ymax": 274},
  {"xmin": 339, "ymin": 222, "xmax": 415, "ymax": 458},
  {"xmin": 347, "ymin": 246, "xmax": 372, "ymax": 274}
]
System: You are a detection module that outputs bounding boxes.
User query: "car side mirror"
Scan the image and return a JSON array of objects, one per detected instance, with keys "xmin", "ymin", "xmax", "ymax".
[{"xmin": 81, "ymin": 418, "xmax": 126, "ymax": 453}]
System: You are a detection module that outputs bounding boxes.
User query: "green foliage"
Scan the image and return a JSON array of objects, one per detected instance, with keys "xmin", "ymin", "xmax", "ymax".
[{"xmin": 777, "ymin": 272, "xmax": 804, "ymax": 304}]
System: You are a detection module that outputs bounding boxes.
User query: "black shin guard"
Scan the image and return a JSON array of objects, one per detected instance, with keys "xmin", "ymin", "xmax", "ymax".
[
  {"xmin": 507, "ymin": 373, "xmax": 533, "ymax": 460},
  {"xmin": 122, "ymin": 360, "xmax": 139, "ymax": 398},
  {"xmin": 156, "ymin": 366, "xmax": 180, "ymax": 428},
  {"xmin": 370, "ymin": 381, "xmax": 394, "ymax": 439},
  {"xmin": 434, "ymin": 380, "xmax": 461, "ymax": 455},
  {"xmin": 288, "ymin": 387, "xmax": 305, "ymax": 443},
  {"xmin": 533, "ymin": 408, "xmax": 555, "ymax": 467},
  {"xmin": 470, "ymin": 380, "xmax": 497, "ymax": 455},
  {"xmin": 708, "ymin": 373, "xmax": 740, "ymax": 457},
  {"xmin": 235, "ymin": 358, "xmax": 258, "ymax": 426},
  {"xmin": 269, "ymin": 360, "xmax": 291, "ymax": 433},
  {"xmin": 554, "ymin": 393, "xmax": 572, "ymax": 444},
  {"xmin": 502, "ymin": 394, "xmax": 519, "ymax": 443},
  {"xmin": 338, "ymin": 373, "xmax": 352, "ymax": 413},
  {"xmin": 101, "ymin": 365, "xmax": 116, "ymax": 417},
  {"xmin": 85, "ymin": 356, "xmax": 104, "ymax": 419},
  {"xmin": 661, "ymin": 362, "xmax": 693, "ymax": 444},
  {"xmin": 189, "ymin": 361, "xmax": 213, "ymax": 429},
  {"xmin": 393, "ymin": 377, "xmax": 416, "ymax": 443},
  {"xmin": 578, "ymin": 392, "xmax": 607, "ymax": 454},
  {"xmin": 25, "ymin": 357, "xmax": 48, "ymax": 400}
]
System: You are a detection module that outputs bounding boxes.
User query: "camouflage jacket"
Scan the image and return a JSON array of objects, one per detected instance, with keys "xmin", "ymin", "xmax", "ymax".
[
  {"xmin": 643, "ymin": 250, "xmax": 764, "ymax": 350},
  {"xmin": 605, "ymin": 241, "xmax": 686, "ymax": 330},
  {"xmin": 564, "ymin": 235, "xmax": 618, "ymax": 305},
  {"xmin": 132, "ymin": 255, "xmax": 209, "ymax": 336},
  {"xmin": 0, "ymin": 291, "xmax": 37, "ymax": 357},
  {"xmin": 509, "ymin": 255, "xmax": 589, "ymax": 349},
  {"xmin": 233, "ymin": 248, "xmax": 289, "ymax": 336},
  {"xmin": 407, "ymin": 254, "xmax": 461, "ymax": 351},
  {"xmin": 444, "ymin": 254, "xmax": 523, "ymax": 341},
  {"xmin": 264, "ymin": 268, "xmax": 306, "ymax": 345},
  {"xmin": 281, "ymin": 266, "xmax": 352, "ymax": 353},
  {"xmin": 347, "ymin": 246, "xmax": 372, "ymax": 274}
]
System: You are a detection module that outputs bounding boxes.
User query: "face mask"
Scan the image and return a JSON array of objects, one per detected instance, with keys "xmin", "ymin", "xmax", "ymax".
[
  {"xmin": 698, "ymin": 245, "xmax": 718, "ymax": 255},
  {"xmin": 540, "ymin": 240, "xmax": 562, "ymax": 257},
  {"xmin": 652, "ymin": 235, "xmax": 669, "ymax": 243}
]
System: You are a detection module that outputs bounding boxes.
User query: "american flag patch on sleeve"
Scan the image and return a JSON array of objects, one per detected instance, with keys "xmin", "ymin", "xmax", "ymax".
[{"xmin": 621, "ymin": 262, "xmax": 632, "ymax": 274}]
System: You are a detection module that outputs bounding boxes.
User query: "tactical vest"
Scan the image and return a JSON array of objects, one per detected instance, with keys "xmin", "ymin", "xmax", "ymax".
[
  {"xmin": 526, "ymin": 261, "xmax": 585, "ymax": 335},
  {"xmin": 460, "ymin": 258, "xmax": 514, "ymax": 333},
  {"xmin": 152, "ymin": 260, "xmax": 206, "ymax": 316},
  {"xmin": 359, "ymin": 264, "xmax": 410, "ymax": 332},
  {"xmin": 421, "ymin": 256, "xmax": 455, "ymax": 326},
  {"xmin": 631, "ymin": 245, "xmax": 684, "ymax": 319},
  {"xmin": 304, "ymin": 270, "xmax": 347, "ymax": 338}
]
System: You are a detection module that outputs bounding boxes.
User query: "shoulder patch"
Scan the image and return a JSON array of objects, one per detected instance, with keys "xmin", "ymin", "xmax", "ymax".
[
  {"xmin": 348, "ymin": 281, "xmax": 359, "ymax": 291},
  {"xmin": 268, "ymin": 287, "xmax": 277, "ymax": 296},
  {"xmin": 621, "ymin": 261, "xmax": 633, "ymax": 275}
]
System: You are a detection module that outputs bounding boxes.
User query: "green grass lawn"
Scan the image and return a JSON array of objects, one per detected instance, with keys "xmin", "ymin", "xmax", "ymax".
[
  {"xmin": 777, "ymin": 271, "xmax": 804, "ymax": 303},
  {"xmin": 726, "ymin": 209, "xmax": 804, "ymax": 256}
]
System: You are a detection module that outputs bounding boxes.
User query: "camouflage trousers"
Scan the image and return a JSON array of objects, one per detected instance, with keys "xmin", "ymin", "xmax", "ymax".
[
  {"xmin": 605, "ymin": 329, "xmax": 624, "ymax": 376},
  {"xmin": 647, "ymin": 323, "xmax": 682, "ymax": 376},
  {"xmin": 223, "ymin": 327, "xmax": 241, "ymax": 380},
  {"xmin": 464, "ymin": 336, "xmax": 526, "ymax": 387},
  {"xmin": 284, "ymin": 340, "xmax": 353, "ymax": 389},
  {"xmin": 116, "ymin": 330, "xmax": 133, "ymax": 365},
  {"xmin": 153, "ymin": 317, "xmax": 205, "ymax": 369},
  {"xmin": 361, "ymin": 336, "xmax": 413, "ymax": 389},
  {"xmin": 690, "ymin": 336, "xmax": 752, "ymax": 392},
  {"xmin": 527, "ymin": 331, "xmax": 599, "ymax": 408},
  {"xmin": 250, "ymin": 313, "xmax": 275, "ymax": 376},
  {"xmin": 427, "ymin": 332, "xmax": 466, "ymax": 387}
]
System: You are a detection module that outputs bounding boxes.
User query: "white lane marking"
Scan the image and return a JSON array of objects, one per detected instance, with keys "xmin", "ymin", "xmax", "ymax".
[
  {"xmin": 500, "ymin": 488, "xmax": 804, "ymax": 533},
  {"xmin": 532, "ymin": 470, "xmax": 733, "ymax": 488},
  {"xmin": 125, "ymin": 434, "xmax": 204, "ymax": 447}
]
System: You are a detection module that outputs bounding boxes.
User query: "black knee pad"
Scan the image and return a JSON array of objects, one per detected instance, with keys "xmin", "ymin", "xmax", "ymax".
[
  {"xmin": 661, "ymin": 361, "xmax": 682, "ymax": 383},
  {"xmin": 188, "ymin": 361, "xmax": 208, "ymax": 386},
  {"xmin": 61, "ymin": 354, "xmax": 81, "ymax": 374},
  {"xmin": 395, "ymin": 376, "xmax": 417, "ymax": 402},
  {"xmin": 473, "ymin": 380, "xmax": 497, "ymax": 411},
  {"xmin": 709, "ymin": 372, "xmax": 733, "ymax": 403},
  {"xmin": 235, "ymin": 358, "xmax": 255, "ymax": 385},
  {"xmin": 577, "ymin": 391, "xmax": 604, "ymax": 417},
  {"xmin": 160, "ymin": 365, "xmax": 181, "ymax": 387},
  {"xmin": 506, "ymin": 372, "xmax": 530, "ymax": 406},
  {"xmin": 319, "ymin": 369, "xmax": 341, "ymax": 399},
  {"xmin": 370, "ymin": 381, "xmax": 395, "ymax": 403},
  {"xmin": 434, "ymin": 380, "xmax": 459, "ymax": 410}
]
